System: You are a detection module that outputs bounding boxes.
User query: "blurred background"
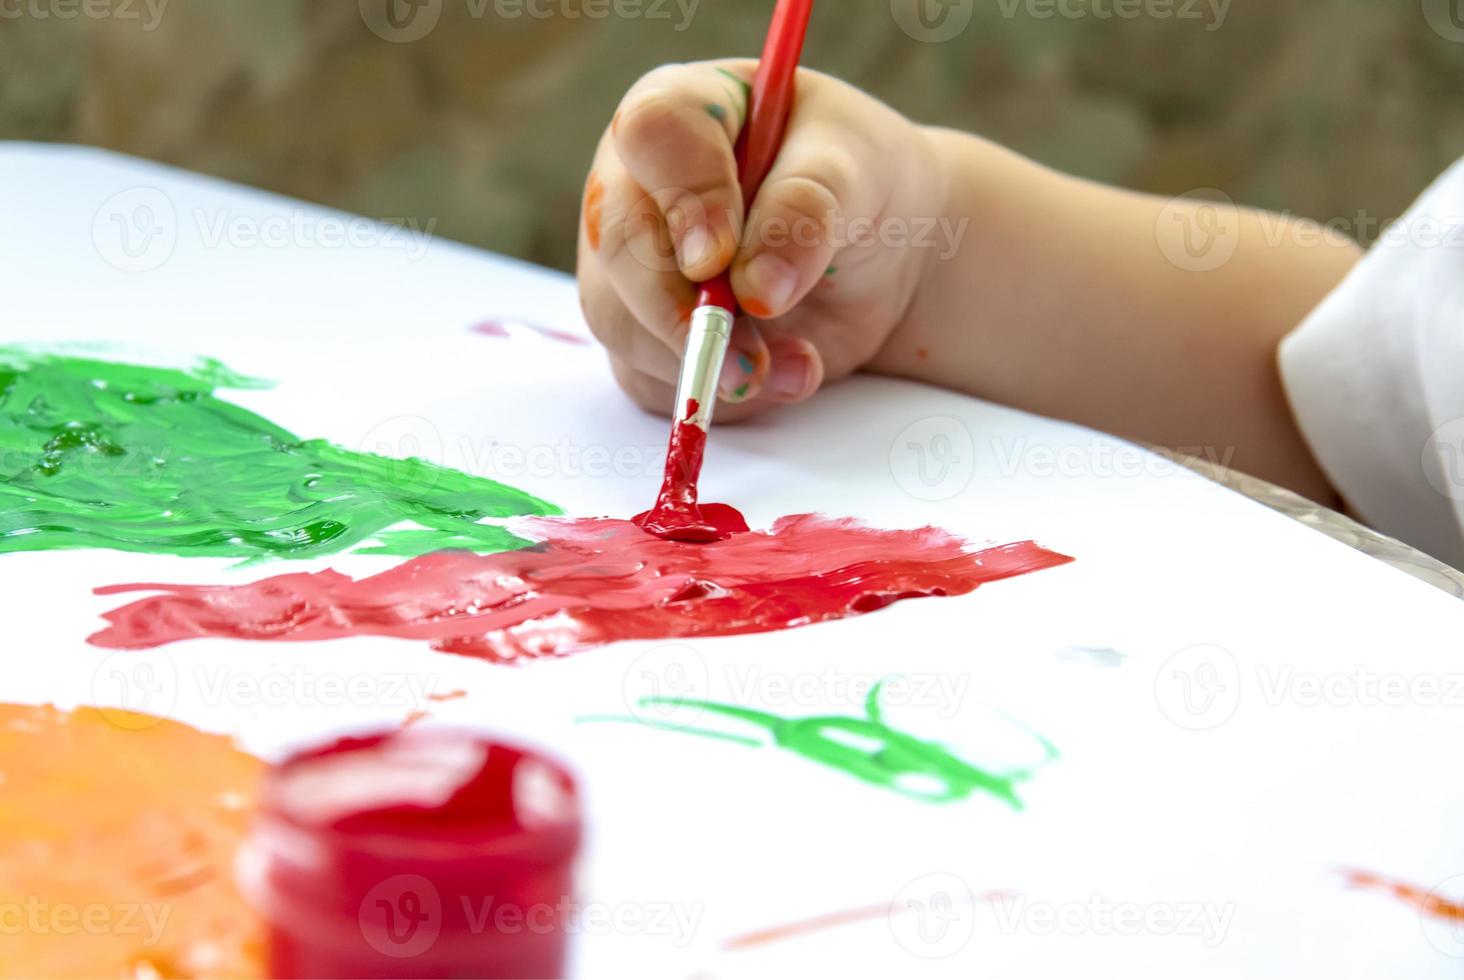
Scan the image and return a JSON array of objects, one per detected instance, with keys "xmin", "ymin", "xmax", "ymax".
[{"xmin": 3, "ymin": 0, "xmax": 1462, "ymax": 272}]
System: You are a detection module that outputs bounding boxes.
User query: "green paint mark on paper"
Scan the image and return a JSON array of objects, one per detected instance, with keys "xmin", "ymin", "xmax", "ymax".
[
  {"xmin": 0, "ymin": 347, "xmax": 558, "ymax": 561},
  {"xmin": 581, "ymin": 680, "xmax": 1057, "ymax": 807}
]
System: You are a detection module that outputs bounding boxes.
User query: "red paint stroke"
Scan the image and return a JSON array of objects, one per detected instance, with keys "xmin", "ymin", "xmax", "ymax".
[
  {"xmin": 636, "ymin": 399, "xmax": 746, "ymax": 542},
  {"xmin": 89, "ymin": 515, "xmax": 1073, "ymax": 664},
  {"xmin": 724, "ymin": 889, "xmax": 1015, "ymax": 951},
  {"xmin": 1342, "ymin": 868, "xmax": 1464, "ymax": 922},
  {"xmin": 471, "ymin": 318, "xmax": 590, "ymax": 347}
]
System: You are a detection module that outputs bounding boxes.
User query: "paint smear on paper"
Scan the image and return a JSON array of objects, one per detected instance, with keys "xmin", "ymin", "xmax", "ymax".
[
  {"xmin": 1342, "ymin": 868, "xmax": 1464, "ymax": 923},
  {"xmin": 90, "ymin": 514, "xmax": 1073, "ymax": 662},
  {"xmin": 471, "ymin": 319, "xmax": 590, "ymax": 347},
  {"xmin": 0, "ymin": 702, "xmax": 263, "ymax": 978},
  {"xmin": 0, "ymin": 347, "xmax": 557, "ymax": 561},
  {"xmin": 582, "ymin": 680, "xmax": 1058, "ymax": 807},
  {"xmin": 402, "ymin": 688, "xmax": 470, "ymax": 728},
  {"xmin": 725, "ymin": 889, "xmax": 1014, "ymax": 951}
]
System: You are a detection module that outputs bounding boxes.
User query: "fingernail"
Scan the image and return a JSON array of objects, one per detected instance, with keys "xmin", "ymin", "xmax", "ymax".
[
  {"xmin": 741, "ymin": 253, "xmax": 798, "ymax": 314},
  {"xmin": 718, "ymin": 322, "xmax": 769, "ymax": 403},
  {"xmin": 769, "ymin": 349, "xmax": 816, "ymax": 400},
  {"xmin": 719, "ymin": 351, "xmax": 758, "ymax": 403},
  {"xmin": 677, "ymin": 224, "xmax": 715, "ymax": 271}
]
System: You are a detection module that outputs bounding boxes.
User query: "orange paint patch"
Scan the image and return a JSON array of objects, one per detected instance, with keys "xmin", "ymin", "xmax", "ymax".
[
  {"xmin": 724, "ymin": 903, "xmax": 890, "ymax": 950},
  {"xmin": 0, "ymin": 703, "xmax": 264, "ymax": 978},
  {"xmin": 402, "ymin": 688, "xmax": 471, "ymax": 728},
  {"xmin": 1343, "ymin": 868, "xmax": 1464, "ymax": 922},
  {"xmin": 583, "ymin": 173, "xmax": 605, "ymax": 252},
  {"xmin": 915, "ymin": 347, "xmax": 929, "ymax": 361},
  {"xmin": 741, "ymin": 298, "xmax": 773, "ymax": 319}
]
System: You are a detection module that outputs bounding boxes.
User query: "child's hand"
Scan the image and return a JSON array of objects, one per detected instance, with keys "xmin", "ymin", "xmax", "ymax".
[{"xmin": 576, "ymin": 61, "xmax": 948, "ymax": 419}]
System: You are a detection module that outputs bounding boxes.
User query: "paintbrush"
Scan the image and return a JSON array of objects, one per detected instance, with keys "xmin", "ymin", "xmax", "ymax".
[{"xmin": 639, "ymin": 0, "xmax": 815, "ymax": 541}]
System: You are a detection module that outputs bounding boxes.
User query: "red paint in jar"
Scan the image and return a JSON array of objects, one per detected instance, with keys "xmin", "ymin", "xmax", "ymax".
[{"xmin": 239, "ymin": 727, "xmax": 581, "ymax": 978}]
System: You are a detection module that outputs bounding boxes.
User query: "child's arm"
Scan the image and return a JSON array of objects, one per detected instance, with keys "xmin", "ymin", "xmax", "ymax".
[
  {"xmin": 874, "ymin": 129, "xmax": 1359, "ymax": 504},
  {"xmin": 576, "ymin": 62, "xmax": 1359, "ymax": 503}
]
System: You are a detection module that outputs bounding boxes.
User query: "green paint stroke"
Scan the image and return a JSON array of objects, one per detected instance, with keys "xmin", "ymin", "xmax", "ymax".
[
  {"xmin": 0, "ymin": 347, "xmax": 558, "ymax": 561},
  {"xmin": 583, "ymin": 681, "xmax": 1058, "ymax": 807},
  {"xmin": 715, "ymin": 68, "xmax": 750, "ymax": 125}
]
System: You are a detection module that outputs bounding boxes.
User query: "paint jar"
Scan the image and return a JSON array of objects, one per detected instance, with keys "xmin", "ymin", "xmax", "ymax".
[{"xmin": 238, "ymin": 727, "xmax": 582, "ymax": 978}]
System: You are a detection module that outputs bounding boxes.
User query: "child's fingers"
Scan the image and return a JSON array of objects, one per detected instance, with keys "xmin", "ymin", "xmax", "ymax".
[
  {"xmin": 609, "ymin": 354, "xmax": 677, "ymax": 417},
  {"xmin": 579, "ymin": 258, "xmax": 683, "ymax": 388},
  {"xmin": 730, "ymin": 117, "xmax": 864, "ymax": 320},
  {"xmin": 587, "ymin": 156, "xmax": 695, "ymax": 358},
  {"xmin": 589, "ymin": 134, "xmax": 774, "ymax": 403},
  {"xmin": 581, "ymin": 160, "xmax": 772, "ymax": 403},
  {"xmin": 760, "ymin": 333, "xmax": 824, "ymax": 403},
  {"xmin": 612, "ymin": 61, "xmax": 754, "ymax": 282},
  {"xmin": 610, "ymin": 347, "xmax": 812, "ymax": 421}
]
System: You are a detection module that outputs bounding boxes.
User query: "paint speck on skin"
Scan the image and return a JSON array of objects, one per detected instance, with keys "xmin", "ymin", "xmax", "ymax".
[
  {"xmin": 717, "ymin": 67, "xmax": 751, "ymax": 90},
  {"xmin": 706, "ymin": 103, "xmax": 726, "ymax": 122},
  {"xmin": 715, "ymin": 67, "xmax": 751, "ymax": 124},
  {"xmin": 726, "ymin": 353, "xmax": 757, "ymax": 403},
  {"xmin": 824, "ymin": 265, "xmax": 837, "ymax": 276},
  {"xmin": 724, "ymin": 346, "xmax": 770, "ymax": 402},
  {"xmin": 584, "ymin": 173, "xmax": 605, "ymax": 251},
  {"xmin": 741, "ymin": 298, "xmax": 773, "ymax": 319},
  {"xmin": 916, "ymin": 347, "xmax": 929, "ymax": 361}
]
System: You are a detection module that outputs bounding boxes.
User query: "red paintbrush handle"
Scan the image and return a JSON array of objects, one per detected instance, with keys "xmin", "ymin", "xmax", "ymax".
[
  {"xmin": 736, "ymin": 0, "xmax": 813, "ymax": 202},
  {"xmin": 695, "ymin": 0, "xmax": 813, "ymax": 315},
  {"xmin": 696, "ymin": 274, "xmax": 736, "ymax": 314}
]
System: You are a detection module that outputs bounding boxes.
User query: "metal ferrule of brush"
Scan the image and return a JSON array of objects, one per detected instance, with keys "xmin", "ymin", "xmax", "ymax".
[{"xmin": 674, "ymin": 305, "xmax": 734, "ymax": 430}]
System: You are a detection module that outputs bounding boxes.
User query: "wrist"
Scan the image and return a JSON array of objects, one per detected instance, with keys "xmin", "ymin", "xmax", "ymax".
[{"xmin": 869, "ymin": 125, "xmax": 1010, "ymax": 385}]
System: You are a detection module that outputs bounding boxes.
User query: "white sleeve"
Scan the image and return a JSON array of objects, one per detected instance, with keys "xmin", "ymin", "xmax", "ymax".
[{"xmin": 1279, "ymin": 157, "xmax": 1464, "ymax": 570}]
